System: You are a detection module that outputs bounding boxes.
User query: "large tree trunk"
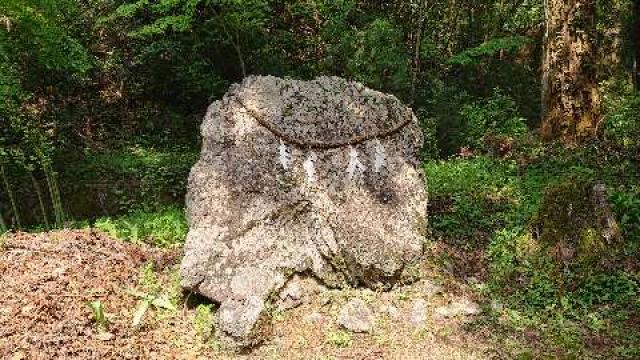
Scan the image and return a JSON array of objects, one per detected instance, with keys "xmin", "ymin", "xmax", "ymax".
[
  {"xmin": 541, "ymin": 0, "xmax": 600, "ymax": 143},
  {"xmin": 634, "ymin": 0, "xmax": 640, "ymax": 90}
]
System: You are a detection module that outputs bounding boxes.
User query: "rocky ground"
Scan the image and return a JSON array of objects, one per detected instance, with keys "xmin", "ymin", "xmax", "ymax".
[{"xmin": 0, "ymin": 231, "xmax": 512, "ymax": 359}]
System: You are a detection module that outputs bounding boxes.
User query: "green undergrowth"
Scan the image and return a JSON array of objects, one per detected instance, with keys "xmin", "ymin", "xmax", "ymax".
[
  {"xmin": 69, "ymin": 145, "xmax": 194, "ymax": 247},
  {"xmin": 35, "ymin": 205, "xmax": 188, "ymax": 248},
  {"xmin": 61, "ymin": 145, "xmax": 198, "ymax": 214},
  {"xmin": 94, "ymin": 205, "xmax": 188, "ymax": 247},
  {"xmin": 77, "ymin": 146, "xmax": 195, "ymax": 247},
  {"xmin": 18, "ymin": 144, "xmax": 195, "ymax": 247},
  {"xmin": 5, "ymin": 144, "xmax": 198, "ymax": 228},
  {"xmin": 426, "ymin": 141, "xmax": 640, "ymax": 358}
]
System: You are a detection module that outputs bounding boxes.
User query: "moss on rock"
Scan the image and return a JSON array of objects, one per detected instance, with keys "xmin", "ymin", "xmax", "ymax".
[{"xmin": 531, "ymin": 178, "xmax": 622, "ymax": 268}]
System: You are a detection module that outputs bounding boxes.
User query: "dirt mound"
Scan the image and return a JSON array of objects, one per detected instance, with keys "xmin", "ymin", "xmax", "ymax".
[{"xmin": 0, "ymin": 230, "xmax": 180, "ymax": 359}]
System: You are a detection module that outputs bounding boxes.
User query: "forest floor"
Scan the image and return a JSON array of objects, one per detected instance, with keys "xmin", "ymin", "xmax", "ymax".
[{"xmin": 0, "ymin": 230, "xmax": 529, "ymax": 360}]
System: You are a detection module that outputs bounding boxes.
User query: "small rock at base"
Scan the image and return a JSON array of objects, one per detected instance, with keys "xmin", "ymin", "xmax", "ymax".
[
  {"xmin": 419, "ymin": 279, "xmax": 443, "ymax": 298},
  {"xmin": 276, "ymin": 277, "xmax": 304, "ymax": 311},
  {"xmin": 305, "ymin": 312, "xmax": 325, "ymax": 324},
  {"xmin": 410, "ymin": 298, "xmax": 428, "ymax": 327},
  {"xmin": 379, "ymin": 303, "xmax": 401, "ymax": 320},
  {"xmin": 338, "ymin": 298, "xmax": 374, "ymax": 333},
  {"xmin": 434, "ymin": 298, "xmax": 481, "ymax": 318}
]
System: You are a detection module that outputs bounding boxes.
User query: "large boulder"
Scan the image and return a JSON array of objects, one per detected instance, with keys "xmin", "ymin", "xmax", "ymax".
[{"xmin": 180, "ymin": 76, "xmax": 428, "ymax": 348}]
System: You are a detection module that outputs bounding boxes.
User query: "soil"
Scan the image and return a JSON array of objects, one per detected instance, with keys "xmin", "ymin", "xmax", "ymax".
[{"xmin": 0, "ymin": 231, "xmax": 505, "ymax": 360}]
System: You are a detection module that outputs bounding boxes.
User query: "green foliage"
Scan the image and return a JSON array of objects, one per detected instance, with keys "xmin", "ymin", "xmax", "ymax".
[
  {"xmin": 101, "ymin": 0, "xmax": 269, "ymax": 105},
  {"xmin": 75, "ymin": 146, "xmax": 197, "ymax": 208},
  {"xmin": 128, "ymin": 263, "xmax": 177, "ymax": 328},
  {"xmin": 0, "ymin": 63, "xmax": 24, "ymax": 118},
  {"xmin": 0, "ymin": 0, "xmax": 92, "ymax": 74},
  {"xmin": 194, "ymin": 303, "xmax": 215, "ymax": 342},
  {"xmin": 457, "ymin": 90, "xmax": 528, "ymax": 150},
  {"xmin": 428, "ymin": 140, "xmax": 640, "ymax": 357},
  {"xmin": 575, "ymin": 273, "xmax": 638, "ymax": 308},
  {"xmin": 603, "ymin": 93, "xmax": 640, "ymax": 151},
  {"xmin": 345, "ymin": 19, "xmax": 410, "ymax": 93},
  {"xmin": 87, "ymin": 300, "xmax": 109, "ymax": 329},
  {"xmin": 0, "ymin": 0, "xmax": 93, "ymax": 229},
  {"xmin": 130, "ymin": 292, "xmax": 176, "ymax": 328},
  {"xmin": 40, "ymin": 146, "xmax": 199, "ymax": 228},
  {"xmin": 449, "ymin": 36, "xmax": 531, "ymax": 66},
  {"xmin": 485, "ymin": 227, "xmax": 526, "ymax": 280},
  {"xmin": 610, "ymin": 186, "xmax": 640, "ymax": 253},
  {"xmin": 139, "ymin": 262, "xmax": 161, "ymax": 294},
  {"xmin": 425, "ymin": 156, "xmax": 525, "ymax": 246},
  {"xmin": 108, "ymin": 0, "xmax": 269, "ymax": 39},
  {"xmin": 325, "ymin": 329, "xmax": 352, "ymax": 347},
  {"xmin": 416, "ymin": 109, "xmax": 440, "ymax": 160},
  {"xmin": 95, "ymin": 206, "xmax": 187, "ymax": 247}
]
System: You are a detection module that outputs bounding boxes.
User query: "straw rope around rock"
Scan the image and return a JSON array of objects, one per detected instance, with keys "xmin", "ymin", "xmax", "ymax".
[{"xmin": 234, "ymin": 96, "xmax": 414, "ymax": 149}]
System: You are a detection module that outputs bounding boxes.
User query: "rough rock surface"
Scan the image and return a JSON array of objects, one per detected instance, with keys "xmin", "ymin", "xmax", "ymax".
[
  {"xmin": 410, "ymin": 298, "xmax": 428, "ymax": 327},
  {"xmin": 434, "ymin": 299, "xmax": 481, "ymax": 319},
  {"xmin": 180, "ymin": 76, "xmax": 428, "ymax": 348},
  {"xmin": 338, "ymin": 298, "xmax": 375, "ymax": 333},
  {"xmin": 275, "ymin": 275, "xmax": 323, "ymax": 311},
  {"xmin": 418, "ymin": 279, "xmax": 443, "ymax": 298}
]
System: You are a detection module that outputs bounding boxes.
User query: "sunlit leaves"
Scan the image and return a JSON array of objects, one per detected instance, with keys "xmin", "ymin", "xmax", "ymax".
[
  {"xmin": 0, "ymin": 0, "xmax": 92, "ymax": 73},
  {"xmin": 345, "ymin": 19, "xmax": 410, "ymax": 92},
  {"xmin": 448, "ymin": 36, "xmax": 531, "ymax": 66}
]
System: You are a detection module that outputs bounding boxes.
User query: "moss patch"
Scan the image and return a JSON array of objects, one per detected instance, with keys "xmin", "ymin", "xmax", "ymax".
[{"xmin": 532, "ymin": 178, "xmax": 622, "ymax": 267}]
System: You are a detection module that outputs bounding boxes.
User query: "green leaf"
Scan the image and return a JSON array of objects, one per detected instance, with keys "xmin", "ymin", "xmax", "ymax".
[
  {"xmin": 87, "ymin": 300, "xmax": 108, "ymax": 328},
  {"xmin": 132, "ymin": 298, "xmax": 152, "ymax": 328},
  {"xmin": 151, "ymin": 295, "xmax": 176, "ymax": 311},
  {"xmin": 125, "ymin": 288, "xmax": 148, "ymax": 299}
]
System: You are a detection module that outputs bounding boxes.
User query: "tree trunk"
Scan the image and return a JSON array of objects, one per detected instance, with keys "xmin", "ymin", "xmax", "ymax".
[
  {"xmin": 410, "ymin": 0, "xmax": 428, "ymax": 105},
  {"xmin": 541, "ymin": 0, "xmax": 600, "ymax": 143},
  {"xmin": 634, "ymin": 0, "xmax": 640, "ymax": 90}
]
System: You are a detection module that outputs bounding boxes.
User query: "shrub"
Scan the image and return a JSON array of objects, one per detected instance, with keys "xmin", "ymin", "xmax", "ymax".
[
  {"xmin": 609, "ymin": 186, "xmax": 640, "ymax": 254},
  {"xmin": 575, "ymin": 273, "xmax": 638, "ymax": 308},
  {"xmin": 448, "ymin": 36, "xmax": 531, "ymax": 66},
  {"xmin": 194, "ymin": 304, "xmax": 215, "ymax": 342},
  {"xmin": 425, "ymin": 156, "xmax": 523, "ymax": 246},
  {"xmin": 603, "ymin": 93, "xmax": 640, "ymax": 152},
  {"xmin": 415, "ymin": 108, "xmax": 440, "ymax": 160},
  {"xmin": 345, "ymin": 19, "xmax": 410, "ymax": 94},
  {"xmin": 457, "ymin": 90, "xmax": 528, "ymax": 151}
]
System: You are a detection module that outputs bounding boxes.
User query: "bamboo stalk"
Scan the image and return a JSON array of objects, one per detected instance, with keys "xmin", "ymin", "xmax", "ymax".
[
  {"xmin": 0, "ymin": 211, "xmax": 7, "ymax": 233},
  {"xmin": 30, "ymin": 171, "xmax": 50, "ymax": 230},
  {"xmin": 0, "ymin": 162, "xmax": 21, "ymax": 229},
  {"xmin": 42, "ymin": 161, "xmax": 64, "ymax": 228}
]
